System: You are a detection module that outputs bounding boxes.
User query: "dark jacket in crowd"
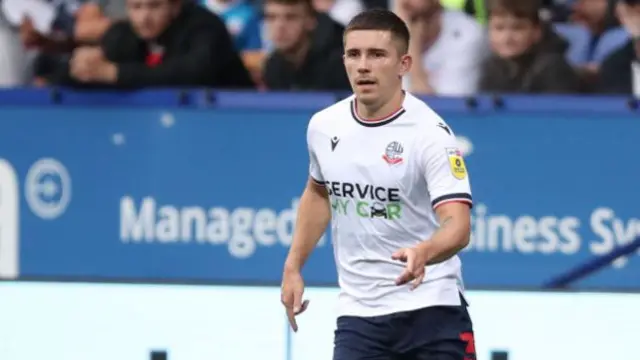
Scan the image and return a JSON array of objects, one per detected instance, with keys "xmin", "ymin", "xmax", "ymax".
[
  {"xmin": 597, "ymin": 40, "xmax": 637, "ymax": 94},
  {"xmin": 479, "ymin": 26, "xmax": 581, "ymax": 94},
  {"xmin": 53, "ymin": 1, "xmax": 254, "ymax": 89},
  {"xmin": 263, "ymin": 13, "xmax": 350, "ymax": 91}
]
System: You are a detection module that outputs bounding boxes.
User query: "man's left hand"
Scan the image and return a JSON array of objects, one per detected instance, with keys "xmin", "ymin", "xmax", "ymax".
[
  {"xmin": 70, "ymin": 47, "xmax": 117, "ymax": 83},
  {"xmin": 392, "ymin": 246, "xmax": 429, "ymax": 290}
]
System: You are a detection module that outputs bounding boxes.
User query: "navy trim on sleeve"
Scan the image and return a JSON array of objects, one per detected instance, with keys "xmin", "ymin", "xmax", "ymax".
[
  {"xmin": 311, "ymin": 177, "xmax": 325, "ymax": 186},
  {"xmin": 432, "ymin": 193, "xmax": 473, "ymax": 209}
]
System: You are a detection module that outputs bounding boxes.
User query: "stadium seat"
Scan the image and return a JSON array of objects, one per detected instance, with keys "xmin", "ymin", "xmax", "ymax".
[
  {"xmin": 552, "ymin": 23, "xmax": 591, "ymax": 66},
  {"xmin": 592, "ymin": 27, "xmax": 630, "ymax": 64}
]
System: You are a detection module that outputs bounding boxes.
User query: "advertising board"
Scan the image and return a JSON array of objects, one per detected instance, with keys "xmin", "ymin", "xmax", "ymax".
[{"xmin": 0, "ymin": 92, "xmax": 637, "ymax": 289}]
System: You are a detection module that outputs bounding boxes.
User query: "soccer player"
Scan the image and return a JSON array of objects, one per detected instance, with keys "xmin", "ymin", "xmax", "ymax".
[{"xmin": 280, "ymin": 8, "xmax": 475, "ymax": 360}]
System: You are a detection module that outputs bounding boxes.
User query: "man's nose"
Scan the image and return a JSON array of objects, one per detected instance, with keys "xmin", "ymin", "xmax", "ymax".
[{"xmin": 356, "ymin": 56, "xmax": 371, "ymax": 72}]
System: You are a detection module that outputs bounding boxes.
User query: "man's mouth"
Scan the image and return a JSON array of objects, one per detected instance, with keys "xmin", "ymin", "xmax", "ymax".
[{"xmin": 356, "ymin": 79, "xmax": 377, "ymax": 86}]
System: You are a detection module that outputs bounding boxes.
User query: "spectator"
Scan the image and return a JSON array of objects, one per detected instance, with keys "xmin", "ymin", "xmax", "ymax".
[
  {"xmin": 394, "ymin": 0, "xmax": 490, "ymax": 96},
  {"xmin": 201, "ymin": 0, "xmax": 263, "ymax": 52},
  {"xmin": 570, "ymin": 0, "xmax": 622, "ymax": 73},
  {"xmin": 479, "ymin": 0, "xmax": 581, "ymax": 93},
  {"xmin": 75, "ymin": 1, "xmax": 129, "ymax": 44},
  {"xmin": 597, "ymin": 0, "xmax": 640, "ymax": 95},
  {"xmin": 571, "ymin": 0, "xmax": 618, "ymax": 35},
  {"xmin": 50, "ymin": 0, "xmax": 254, "ymax": 89},
  {"xmin": 262, "ymin": 0, "xmax": 350, "ymax": 91},
  {"xmin": 2, "ymin": 0, "xmax": 129, "ymax": 86},
  {"xmin": 14, "ymin": 0, "xmax": 82, "ymax": 54},
  {"xmin": 12, "ymin": 1, "xmax": 125, "ymax": 50},
  {"xmin": 6, "ymin": 0, "xmax": 89, "ymax": 86}
]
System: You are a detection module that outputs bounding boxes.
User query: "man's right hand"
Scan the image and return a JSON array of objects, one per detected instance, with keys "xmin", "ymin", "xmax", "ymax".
[{"xmin": 280, "ymin": 268, "xmax": 309, "ymax": 332}]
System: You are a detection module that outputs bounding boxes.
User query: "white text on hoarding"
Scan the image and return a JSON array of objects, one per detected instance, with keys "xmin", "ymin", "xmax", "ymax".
[{"xmin": 120, "ymin": 196, "xmax": 326, "ymax": 258}]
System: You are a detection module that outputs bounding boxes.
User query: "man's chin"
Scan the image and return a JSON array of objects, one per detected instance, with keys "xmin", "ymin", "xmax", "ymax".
[
  {"xmin": 497, "ymin": 50, "xmax": 527, "ymax": 60},
  {"xmin": 355, "ymin": 92, "xmax": 380, "ymax": 105},
  {"xmin": 134, "ymin": 29, "xmax": 162, "ymax": 41}
]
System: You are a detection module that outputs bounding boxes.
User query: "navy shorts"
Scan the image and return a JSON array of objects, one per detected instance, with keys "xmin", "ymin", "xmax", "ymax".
[{"xmin": 333, "ymin": 296, "xmax": 475, "ymax": 360}]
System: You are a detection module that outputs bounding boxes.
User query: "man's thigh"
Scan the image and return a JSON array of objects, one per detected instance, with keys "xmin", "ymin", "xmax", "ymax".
[
  {"xmin": 396, "ymin": 301, "xmax": 476, "ymax": 360},
  {"xmin": 333, "ymin": 315, "xmax": 399, "ymax": 360}
]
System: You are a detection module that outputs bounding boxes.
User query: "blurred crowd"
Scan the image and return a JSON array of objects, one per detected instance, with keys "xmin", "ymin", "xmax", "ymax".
[{"xmin": 0, "ymin": 0, "xmax": 638, "ymax": 95}]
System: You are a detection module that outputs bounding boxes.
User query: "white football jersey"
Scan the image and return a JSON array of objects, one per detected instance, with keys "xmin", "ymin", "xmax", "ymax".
[{"xmin": 307, "ymin": 92, "xmax": 472, "ymax": 317}]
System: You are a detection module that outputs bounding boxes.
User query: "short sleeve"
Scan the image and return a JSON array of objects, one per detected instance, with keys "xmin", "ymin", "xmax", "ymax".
[
  {"xmin": 307, "ymin": 120, "xmax": 324, "ymax": 185},
  {"xmin": 420, "ymin": 124, "xmax": 472, "ymax": 210}
]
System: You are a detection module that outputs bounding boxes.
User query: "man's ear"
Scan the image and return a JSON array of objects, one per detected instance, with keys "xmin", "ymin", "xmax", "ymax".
[{"xmin": 399, "ymin": 53, "xmax": 412, "ymax": 78}]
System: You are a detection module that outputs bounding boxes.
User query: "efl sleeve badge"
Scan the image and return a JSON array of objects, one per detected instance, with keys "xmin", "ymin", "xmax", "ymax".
[{"xmin": 446, "ymin": 148, "xmax": 467, "ymax": 180}]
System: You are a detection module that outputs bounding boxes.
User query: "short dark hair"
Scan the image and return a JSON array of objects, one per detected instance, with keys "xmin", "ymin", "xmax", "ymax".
[
  {"xmin": 344, "ymin": 9, "xmax": 411, "ymax": 54},
  {"xmin": 488, "ymin": 0, "xmax": 541, "ymax": 24}
]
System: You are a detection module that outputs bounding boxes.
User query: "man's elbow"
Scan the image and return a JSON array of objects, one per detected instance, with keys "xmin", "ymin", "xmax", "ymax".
[
  {"xmin": 458, "ymin": 227, "xmax": 471, "ymax": 250},
  {"xmin": 455, "ymin": 216, "xmax": 471, "ymax": 249}
]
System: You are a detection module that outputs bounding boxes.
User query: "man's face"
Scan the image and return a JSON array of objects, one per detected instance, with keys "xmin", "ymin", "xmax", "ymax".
[
  {"xmin": 264, "ymin": 3, "xmax": 315, "ymax": 52},
  {"xmin": 572, "ymin": 0, "xmax": 608, "ymax": 27},
  {"xmin": 343, "ymin": 30, "xmax": 411, "ymax": 105},
  {"xmin": 489, "ymin": 15, "xmax": 540, "ymax": 59},
  {"xmin": 127, "ymin": 0, "xmax": 178, "ymax": 40}
]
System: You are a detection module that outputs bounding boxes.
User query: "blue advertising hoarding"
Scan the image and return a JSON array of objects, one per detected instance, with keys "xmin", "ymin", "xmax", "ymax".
[{"xmin": 0, "ymin": 90, "xmax": 638, "ymax": 289}]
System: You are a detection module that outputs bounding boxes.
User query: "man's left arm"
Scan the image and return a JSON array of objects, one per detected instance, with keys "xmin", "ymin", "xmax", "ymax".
[
  {"xmin": 393, "ymin": 123, "xmax": 472, "ymax": 287},
  {"xmin": 417, "ymin": 201, "xmax": 471, "ymax": 265},
  {"xmin": 418, "ymin": 123, "xmax": 473, "ymax": 264}
]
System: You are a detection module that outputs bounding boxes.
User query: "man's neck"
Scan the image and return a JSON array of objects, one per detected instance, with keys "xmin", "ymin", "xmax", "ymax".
[{"xmin": 356, "ymin": 89, "xmax": 405, "ymax": 120}]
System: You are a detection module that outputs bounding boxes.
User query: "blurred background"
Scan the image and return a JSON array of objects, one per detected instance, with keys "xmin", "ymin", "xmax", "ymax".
[{"xmin": 0, "ymin": 0, "xmax": 638, "ymax": 359}]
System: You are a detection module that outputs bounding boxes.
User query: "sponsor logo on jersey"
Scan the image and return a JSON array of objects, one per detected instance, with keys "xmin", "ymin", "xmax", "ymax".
[
  {"xmin": 322, "ymin": 180, "xmax": 402, "ymax": 220},
  {"xmin": 446, "ymin": 148, "xmax": 467, "ymax": 180},
  {"xmin": 382, "ymin": 141, "xmax": 404, "ymax": 165}
]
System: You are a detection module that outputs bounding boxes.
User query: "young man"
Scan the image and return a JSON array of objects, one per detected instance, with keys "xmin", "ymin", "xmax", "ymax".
[
  {"xmin": 50, "ymin": 0, "xmax": 254, "ymax": 89},
  {"xmin": 281, "ymin": 8, "xmax": 475, "ymax": 360},
  {"xmin": 479, "ymin": 0, "xmax": 580, "ymax": 93},
  {"xmin": 394, "ymin": 0, "xmax": 489, "ymax": 97},
  {"xmin": 598, "ymin": 0, "xmax": 640, "ymax": 94},
  {"xmin": 262, "ymin": 0, "xmax": 350, "ymax": 91}
]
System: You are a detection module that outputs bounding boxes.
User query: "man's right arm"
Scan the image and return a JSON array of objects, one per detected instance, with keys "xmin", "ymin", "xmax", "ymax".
[
  {"xmin": 284, "ymin": 178, "xmax": 331, "ymax": 273},
  {"xmin": 284, "ymin": 117, "xmax": 331, "ymax": 273}
]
